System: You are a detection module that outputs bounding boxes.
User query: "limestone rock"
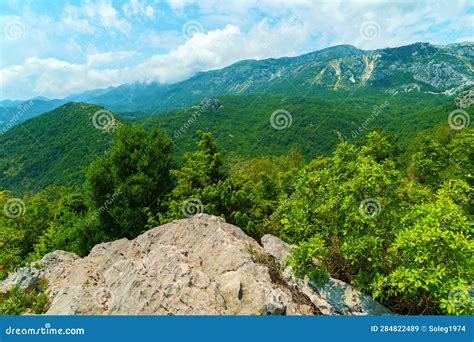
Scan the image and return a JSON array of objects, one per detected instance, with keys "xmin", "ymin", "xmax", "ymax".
[
  {"xmin": 200, "ymin": 97, "xmax": 221, "ymax": 109},
  {"xmin": 1, "ymin": 215, "xmax": 390, "ymax": 315},
  {"xmin": 1, "ymin": 215, "xmax": 311, "ymax": 315},
  {"xmin": 0, "ymin": 250, "xmax": 79, "ymax": 294},
  {"xmin": 260, "ymin": 234, "xmax": 292, "ymax": 264},
  {"xmin": 261, "ymin": 234, "xmax": 392, "ymax": 315}
]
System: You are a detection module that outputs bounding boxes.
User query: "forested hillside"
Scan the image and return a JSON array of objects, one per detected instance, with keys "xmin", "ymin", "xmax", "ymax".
[
  {"xmin": 0, "ymin": 42, "xmax": 472, "ymax": 317},
  {"xmin": 2, "ymin": 90, "xmax": 471, "ymax": 194},
  {"xmin": 1, "ymin": 122, "xmax": 472, "ymax": 315},
  {"xmin": 0, "ymin": 103, "xmax": 115, "ymax": 193}
]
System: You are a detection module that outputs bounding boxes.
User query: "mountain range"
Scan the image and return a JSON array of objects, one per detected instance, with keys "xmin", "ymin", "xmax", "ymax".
[
  {"xmin": 1, "ymin": 42, "xmax": 472, "ymax": 131},
  {"xmin": 1, "ymin": 41, "xmax": 473, "ymax": 194}
]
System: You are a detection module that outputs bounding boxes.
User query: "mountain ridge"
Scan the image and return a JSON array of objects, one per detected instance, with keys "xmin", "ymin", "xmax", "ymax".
[{"xmin": 1, "ymin": 42, "xmax": 472, "ymax": 129}]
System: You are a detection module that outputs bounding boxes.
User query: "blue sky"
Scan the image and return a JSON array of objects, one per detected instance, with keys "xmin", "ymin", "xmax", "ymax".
[{"xmin": 0, "ymin": 0, "xmax": 473, "ymax": 100}]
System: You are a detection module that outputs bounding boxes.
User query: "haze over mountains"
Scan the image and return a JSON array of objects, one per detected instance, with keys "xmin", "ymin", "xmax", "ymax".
[{"xmin": 1, "ymin": 42, "xmax": 473, "ymax": 131}]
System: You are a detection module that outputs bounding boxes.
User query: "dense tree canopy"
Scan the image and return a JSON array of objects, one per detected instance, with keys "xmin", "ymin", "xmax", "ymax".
[
  {"xmin": 85, "ymin": 124, "xmax": 173, "ymax": 239},
  {"xmin": 0, "ymin": 123, "xmax": 472, "ymax": 315}
]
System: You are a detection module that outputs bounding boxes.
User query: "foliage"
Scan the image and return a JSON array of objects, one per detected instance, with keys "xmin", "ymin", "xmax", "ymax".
[
  {"xmin": 162, "ymin": 131, "xmax": 303, "ymax": 239},
  {"xmin": 286, "ymin": 236, "xmax": 329, "ymax": 285},
  {"xmin": 0, "ymin": 187, "xmax": 93, "ymax": 279},
  {"xmin": 0, "ymin": 103, "xmax": 113, "ymax": 194},
  {"xmin": 161, "ymin": 131, "xmax": 225, "ymax": 222},
  {"xmin": 85, "ymin": 124, "xmax": 173, "ymax": 239},
  {"xmin": 0, "ymin": 278, "xmax": 50, "ymax": 315},
  {"xmin": 220, "ymin": 150, "xmax": 303, "ymax": 239},
  {"xmin": 140, "ymin": 92, "xmax": 464, "ymax": 164},
  {"xmin": 273, "ymin": 128, "xmax": 473, "ymax": 314},
  {"xmin": 2, "ymin": 93, "xmax": 472, "ymax": 195}
]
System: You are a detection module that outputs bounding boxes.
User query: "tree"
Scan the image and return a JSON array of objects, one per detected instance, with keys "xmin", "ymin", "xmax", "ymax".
[
  {"xmin": 85, "ymin": 125, "xmax": 172, "ymax": 239},
  {"xmin": 380, "ymin": 180, "xmax": 473, "ymax": 314},
  {"xmin": 0, "ymin": 187, "xmax": 71, "ymax": 279},
  {"xmin": 162, "ymin": 131, "xmax": 224, "ymax": 221},
  {"xmin": 275, "ymin": 129, "xmax": 473, "ymax": 314}
]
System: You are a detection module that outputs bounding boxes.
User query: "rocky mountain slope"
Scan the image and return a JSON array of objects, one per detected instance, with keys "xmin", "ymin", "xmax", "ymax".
[
  {"xmin": 0, "ymin": 214, "xmax": 390, "ymax": 315},
  {"xmin": 70, "ymin": 42, "xmax": 473, "ymax": 113},
  {"xmin": 2, "ymin": 42, "xmax": 472, "ymax": 123}
]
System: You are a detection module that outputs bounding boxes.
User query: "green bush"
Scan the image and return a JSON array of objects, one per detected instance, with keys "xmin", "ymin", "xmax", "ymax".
[
  {"xmin": 274, "ymin": 129, "xmax": 473, "ymax": 314},
  {"xmin": 0, "ymin": 278, "xmax": 50, "ymax": 315}
]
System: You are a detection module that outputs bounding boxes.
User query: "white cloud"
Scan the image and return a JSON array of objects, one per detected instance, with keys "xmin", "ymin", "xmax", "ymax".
[
  {"xmin": 123, "ymin": 0, "xmax": 155, "ymax": 19},
  {"xmin": 61, "ymin": 0, "xmax": 131, "ymax": 34},
  {"xmin": 0, "ymin": 0, "xmax": 472, "ymax": 99},
  {"xmin": 166, "ymin": 0, "xmax": 197, "ymax": 13},
  {"xmin": 0, "ymin": 19, "xmax": 309, "ymax": 99},
  {"xmin": 86, "ymin": 51, "xmax": 137, "ymax": 65},
  {"xmin": 138, "ymin": 30, "xmax": 183, "ymax": 49},
  {"xmin": 0, "ymin": 56, "xmax": 137, "ymax": 99}
]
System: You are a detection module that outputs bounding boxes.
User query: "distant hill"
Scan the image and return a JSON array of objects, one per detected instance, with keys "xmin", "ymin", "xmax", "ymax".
[
  {"xmin": 4, "ymin": 87, "xmax": 471, "ymax": 194},
  {"xmin": 138, "ymin": 91, "xmax": 467, "ymax": 160},
  {"xmin": 0, "ymin": 103, "xmax": 115, "ymax": 193},
  {"xmin": 0, "ymin": 98, "xmax": 66, "ymax": 132},
  {"xmin": 69, "ymin": 42, "xmax": 473, "ymax": 113},
  {"xmin": 2, "ymin": 42, "xmax": 472, "ymax": 128}
]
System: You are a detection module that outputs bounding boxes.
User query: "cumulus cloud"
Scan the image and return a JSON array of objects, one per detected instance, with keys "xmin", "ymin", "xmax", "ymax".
[
  {"xmin": 0, "ymin": 0, "xmax": 472, "ymax": 99},
  {"xmin": 0, "ymin": 56, "xmax": 136, "ymax": 99},
  {"xmin": 86, "ymin": 51, "xmax": 137, "ymax": 66},
  {"xmin": 0, "ymin": 18, "xmax": 309, "ymax": 99}
]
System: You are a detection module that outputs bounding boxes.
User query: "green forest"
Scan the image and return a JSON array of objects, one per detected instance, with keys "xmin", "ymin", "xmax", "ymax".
[{"xmin": 1, "ymin": 118, "xmax": 472, "ymax": 315}]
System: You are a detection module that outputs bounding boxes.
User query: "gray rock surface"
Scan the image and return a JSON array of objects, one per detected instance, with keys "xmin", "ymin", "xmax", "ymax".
[
  {"xmin": 200, "ymin": 97, "xmax": 221, "ymax": 109},
  {"xmin": 0, "ymin": 250, "xmax": 79, "ymax": 293},
  {"xmin": 1, "ymin": 215, "xmax": 313, "ymax": 315},
  {"xmin": 1, "ymin": 215, "xmax": 390, "ymax": 315},
  {"xmin": 261, "ymin": 234, "xmax": 392, "ymax": 315}
]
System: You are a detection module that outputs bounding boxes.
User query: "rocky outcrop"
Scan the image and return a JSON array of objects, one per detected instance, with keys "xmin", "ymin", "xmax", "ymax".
[
  {"xmin": 200, "ymin": 97, "xmax": 221, "ymax": 109},
  {"xmin": 0, "ymin": 250, "xmax": 79, "ymax": 293},
  {"xmin": 0, "ymin": 214, "xmax": 390, "ymax": 315},
  {"xmin": 261, "ymin": 234, "xmax": 391, "ymax": 315}
]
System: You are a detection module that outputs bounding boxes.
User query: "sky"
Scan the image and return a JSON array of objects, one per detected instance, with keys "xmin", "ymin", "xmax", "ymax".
[{"xmin": 0, "ymin": 0, "xmax": 473, "ymax": 100}]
